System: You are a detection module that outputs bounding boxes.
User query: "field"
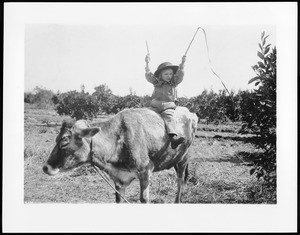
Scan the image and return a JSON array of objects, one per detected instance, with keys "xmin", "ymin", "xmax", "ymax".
[{"xmin": 24, "ymin": 104, "xmax": 276, "ymax": 204}]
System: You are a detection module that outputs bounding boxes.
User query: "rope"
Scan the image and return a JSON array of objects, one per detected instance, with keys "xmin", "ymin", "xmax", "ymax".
[
  {"xmin": 89, "ymin": 139, "xmax": 130, "ymax": 204},
  {"xmin": 146, "ymin": 40, "xmax": 150, "ymax": 54},
  {"xmin": 93, "ymin": 165, "xmax": 131, "ymax": 204},
  {"xmin": 199, "ymin": 27, "xmax": 231, "ymax": 96},
  {"xmin": 184, "ymin": 27, "xmax": 200, "ymax": 56},
  {"xmin": 185, "ymin": 27, "xmax": 231, "ymax": 97}
]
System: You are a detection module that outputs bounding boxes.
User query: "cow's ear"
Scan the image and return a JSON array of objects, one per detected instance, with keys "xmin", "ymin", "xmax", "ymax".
[{"xmin": 78, "ymin": 128, "xmax": 100, "ymax": 138}]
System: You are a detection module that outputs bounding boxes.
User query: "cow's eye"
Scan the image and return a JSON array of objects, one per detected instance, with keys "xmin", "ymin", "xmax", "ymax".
[{"xmin": 60, "ymin": 136, "xmax": 70, "ymax": 148}]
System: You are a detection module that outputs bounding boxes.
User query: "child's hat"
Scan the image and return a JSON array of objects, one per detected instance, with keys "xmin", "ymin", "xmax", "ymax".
[{"xmin": 154, "ymin": 62, "xmax": 179, "ymax": 78}]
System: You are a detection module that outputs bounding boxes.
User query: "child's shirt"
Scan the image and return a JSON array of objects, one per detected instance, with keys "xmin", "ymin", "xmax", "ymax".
[{"xmin": 145, "ymin": 69, "xmax": 184, "ymax": 102}]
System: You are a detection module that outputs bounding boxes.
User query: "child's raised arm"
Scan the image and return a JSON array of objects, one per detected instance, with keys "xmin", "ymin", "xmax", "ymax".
[
  {"xmin": 179, "ymin": 55, "xmax": 186, "ymax": 70},
  {"xmin": 174, "ymin": 55, "xmax": 187, "ymax": 85},
  {"xmin": 145, "ymin": 54, "xmax": 157, "ymax": 84},
  {"xmin": 145, "ymin": 53, "xmax": 151, "ymax": 73}
]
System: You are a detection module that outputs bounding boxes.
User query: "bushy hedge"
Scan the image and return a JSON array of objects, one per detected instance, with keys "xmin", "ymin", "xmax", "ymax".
[
  {"xmin": 52, "ymin": 90, "xmax": 100, "ymax": 120},
  {"xmin": 50, "ymin": 85, "xmax": 255, "ymax": 122},
  {"xmin": 26, "ymin": 84, "xmax": 260, "ymax": 125},
  {"xmin": 176, "ymin": 89, "xmax": 253, "ymax": 124},
  {"xmin": 51, "ymin": 85, "xmax": 150, "ymax": 119},
  {"xmin": 26, "ymin": 84, "xmax": 259, "ymax": 124}
]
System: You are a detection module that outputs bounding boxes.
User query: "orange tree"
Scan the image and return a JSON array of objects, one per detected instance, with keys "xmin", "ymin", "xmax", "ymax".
[
  {"xmin": 53, "ymin": 89, "xmax": 100, "ymax": 120},
  {"xmin": 109, "ymin": 94, "xmax": 142, "ymax": 114},
  {"xmin": 243, "ymin": 32, "xmax": 276, "ymax": 187},
  {"xmin": 177, "ymin": 89, "xmax": 232, "ymax": 123},
  {"xmin": 25, "ymin": 86, "xmax": 55, "ymax": 109},
  {"xmin": 92, "ymin": 84, "xmax": 115, "ymax": 114}
]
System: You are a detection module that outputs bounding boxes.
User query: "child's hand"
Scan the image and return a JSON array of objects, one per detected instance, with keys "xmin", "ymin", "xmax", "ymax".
[
  {"xmin": 145, "ymin": 54, "xmax": 151, "ymax": 63},
  {"xmin": 179, "ymin": 55, "xmax": 186, "ymax": 70}
]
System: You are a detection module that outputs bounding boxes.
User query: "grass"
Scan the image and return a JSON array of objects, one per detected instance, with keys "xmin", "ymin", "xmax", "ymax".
[
  {"xmin": 24, "ymin": 105, "xmax": 276, "ymax": 204},
  {"xmin": 197, "ymin": 122, "xmax": 242, "ymax": 133}
]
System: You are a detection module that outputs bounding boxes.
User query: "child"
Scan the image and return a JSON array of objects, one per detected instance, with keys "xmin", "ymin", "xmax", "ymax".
[{"xmin": 145, "ymin": 53, "xmax": 186, "ymax": 149}]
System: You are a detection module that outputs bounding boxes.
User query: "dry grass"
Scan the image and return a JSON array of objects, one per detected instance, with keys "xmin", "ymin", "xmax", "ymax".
[{"xmin": 24, "ymin": 106, "xmax": 276, "ymax": 204}]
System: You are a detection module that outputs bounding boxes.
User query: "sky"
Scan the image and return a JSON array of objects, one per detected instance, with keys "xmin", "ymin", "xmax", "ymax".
[{"xmin": 23, "ymin": 5, "xmax": 276, "ymax": 98}]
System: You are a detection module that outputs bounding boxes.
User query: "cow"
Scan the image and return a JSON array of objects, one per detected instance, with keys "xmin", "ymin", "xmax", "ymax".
[{"xmin": 43, "ymin": 106, "xmax": 198, "ymax": 203}]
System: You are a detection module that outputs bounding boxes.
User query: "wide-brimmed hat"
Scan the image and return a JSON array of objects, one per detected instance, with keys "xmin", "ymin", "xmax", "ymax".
[{"xmin": 154, "ymin": 62, "xmax": 179, "ymax": 78}]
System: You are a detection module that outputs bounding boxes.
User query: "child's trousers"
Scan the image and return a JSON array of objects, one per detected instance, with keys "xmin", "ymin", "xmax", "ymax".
[{"xmin": 149, "ymin": 100, "xmax": 178, "ymax": 135}]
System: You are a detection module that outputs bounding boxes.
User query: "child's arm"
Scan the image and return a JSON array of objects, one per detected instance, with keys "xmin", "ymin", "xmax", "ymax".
[
  {"xmin": 179, "ymin": 55, "xmax": 186, "ymax": 70},
  {"xmin": 145, "ymin": 53, "xmax": 151, "ymax": 73},
  {"xmin": 145, "ymin": 54, "xmax": 157, "ymax": 84},
  {"xmin": 174, "ymin": 55, "xmax": 186, "ymax": 85}
]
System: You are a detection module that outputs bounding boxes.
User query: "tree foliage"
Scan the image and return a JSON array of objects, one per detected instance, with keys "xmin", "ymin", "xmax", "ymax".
[
  {"xmin": 176, "ymin": 89, "xmax": 242, "ymax": 124},
  {"xmin": 92, "ymin": 84, "xmax": 115, "ymax": 114},
  {"xmin": 243, "ymin": 32, "xmax": 277, "ymax": 187},
  {"xmin": 53, "ymin": 89, "xmax": 100, "ymax": 120},
  {"xmin": 25, "ymin": 84, "xmax": 257, "ymax": 124},
  {"xmin": 24, "ymin": 86, "xmax": 55, "ymax": 109},
  {"xmin": 108, "ymin": 95, "xmax": 142, "ymax": 114},
  {"xmin": 51, "ymin": 86, "xmax": 150, "ymax": 119}
]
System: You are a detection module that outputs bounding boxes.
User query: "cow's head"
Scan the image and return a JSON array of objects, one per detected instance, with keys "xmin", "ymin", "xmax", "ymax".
[{"xmin": 43, "ymin": 120, "xmax": 100, "ymax": 176}]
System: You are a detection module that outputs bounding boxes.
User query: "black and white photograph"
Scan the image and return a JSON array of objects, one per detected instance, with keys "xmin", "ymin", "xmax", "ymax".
[{"xmin": 3, "ymin": 2, "xmax": 297, "ymax": 233}]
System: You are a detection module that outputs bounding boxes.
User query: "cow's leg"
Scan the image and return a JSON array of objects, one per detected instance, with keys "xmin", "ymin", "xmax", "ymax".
[
  {"xmin": 115, "ymin": 183, "xmax": 126, "ymax": 203},
  {"xmin": 174, "ymin": 162, "xmax": 188, "ymax": 203},
  {"xmin": 138, "ymin": 171, "xmax": 150, "ymax": 203},
  {"xmin": 138, "ymin": 162, "xmax": 154, "ymax": 203}
]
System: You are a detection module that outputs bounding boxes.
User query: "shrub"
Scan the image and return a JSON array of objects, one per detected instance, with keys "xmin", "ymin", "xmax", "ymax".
[
  {"xmin": 243, "ymin": 32, "xmax": 276, "ymax": 187},
  {"xmin": 181, "ymin": 89, "xmax": 230, "ymax": 124},
  {"xmin": 92, "ymin": 84, "xmax": 115, "ymax": 114},
  {"xmin": 109, "ymin": 94, "xmax": 142, "ymax": 114},
  {"xmin": 54, "ymin": 90, "xmax": 100, "ymax": 120},
  {"xmin": 24, "ymin": 92, "xmax": 35, "ymax": 103},
  {"xmin": 24, "ymin": 86, "xmax": 55, "ymax": 109}
]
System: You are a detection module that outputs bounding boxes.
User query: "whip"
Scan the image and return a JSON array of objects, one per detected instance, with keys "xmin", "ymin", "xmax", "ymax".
[
  {"xmin": 146, "ymin": 40, "xmax": 150, "ymax": 55},
  {"xmin": 184, "ymin": 27, "xmax": 201, "ymax": 56},
  {"xmin": 184, "ymin": 27, "xmax": 231, "ymax": 96}
]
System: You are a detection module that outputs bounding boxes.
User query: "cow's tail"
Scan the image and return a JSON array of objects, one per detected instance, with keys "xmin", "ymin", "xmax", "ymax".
[{"xmin": 184, "ymin": 164, "xmax": 189, "ymax": 183}]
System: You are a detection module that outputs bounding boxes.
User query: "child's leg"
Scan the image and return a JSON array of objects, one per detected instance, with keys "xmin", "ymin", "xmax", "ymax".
[
  {"xmin": 160, "ymin": 109, "xmax": 177, "ymax": 135},
  {"xmin": 149, "ymin": 101, "xmax": 178, "ymax": 134},
  {"xmin": 149, "ymin": 101, "xmax": 185, "ymax": 148},
  {"xmin": 161, "ymin": 109, "xmax": 185, "ymax": 149}
]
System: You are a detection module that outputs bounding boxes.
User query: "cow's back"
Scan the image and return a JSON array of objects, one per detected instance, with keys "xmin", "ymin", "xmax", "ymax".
[
  {"xmin": 118, "ymin": 107, "xmax": 198, "ymax": 171},
  {"xmin": 119, "ymin": 106, "xmax": 197, "ymax": 138}
]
